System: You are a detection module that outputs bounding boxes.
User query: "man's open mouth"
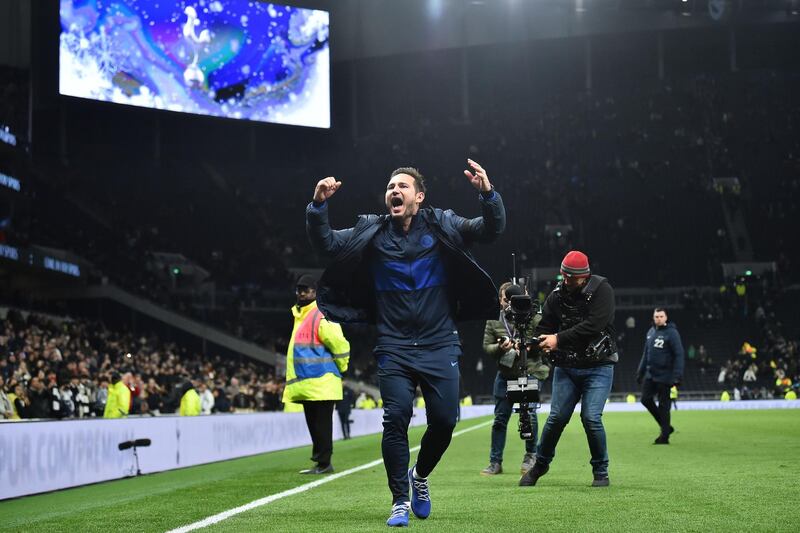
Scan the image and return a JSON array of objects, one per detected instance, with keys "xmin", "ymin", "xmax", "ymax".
[{"xmin": 390, "ymin": 196, "xmax": 403, "ymax": 207}]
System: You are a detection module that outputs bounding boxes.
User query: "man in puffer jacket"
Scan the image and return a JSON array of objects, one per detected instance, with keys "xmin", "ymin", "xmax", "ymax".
[{"xmin": 636, "ymin": 308, "xmax": 685, "ymax": 444}]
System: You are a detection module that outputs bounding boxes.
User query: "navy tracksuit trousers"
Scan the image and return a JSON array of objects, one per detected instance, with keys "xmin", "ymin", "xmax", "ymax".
[{"xmin": 376, "ymin": 345, "xmax": 461, "ymax": 504}]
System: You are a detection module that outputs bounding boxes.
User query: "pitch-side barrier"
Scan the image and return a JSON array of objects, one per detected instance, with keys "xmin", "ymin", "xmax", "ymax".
[{"xmin": 2, "ymin": 400, "xmax": 797, "ymax": 500}]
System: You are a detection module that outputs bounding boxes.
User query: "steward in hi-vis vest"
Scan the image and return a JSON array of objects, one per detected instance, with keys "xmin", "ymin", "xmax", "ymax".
[
  {"xmin": 284, "ymin": 274, "xmax": 350, "ymax": 475},
  {"xmin": 283, "ymin": 299, "xmax": 350, "ymax": 402}
]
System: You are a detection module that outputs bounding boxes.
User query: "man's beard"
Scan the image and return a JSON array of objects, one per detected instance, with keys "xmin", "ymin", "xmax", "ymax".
[
  {"xmin": 563, "ymin": 283, "xmax": 582, "ymax": 296},
  {"xmin": 296, "ymin": 297, "xmax": 314, "ymax": 307}
]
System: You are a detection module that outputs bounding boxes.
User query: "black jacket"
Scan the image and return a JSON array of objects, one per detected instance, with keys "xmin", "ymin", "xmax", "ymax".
[
  {"xmin": 305, "ymin": 192, "xmax": 506, "ymax": 325},
  {"xmin": 535, "ymin": 275, "xmax": 617, "ymax": 368}
]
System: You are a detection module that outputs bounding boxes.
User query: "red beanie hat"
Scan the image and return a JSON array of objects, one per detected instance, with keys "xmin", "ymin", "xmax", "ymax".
[{"xmin": 560, "ymin": 250, "xmax": 591, "ymax": 278}]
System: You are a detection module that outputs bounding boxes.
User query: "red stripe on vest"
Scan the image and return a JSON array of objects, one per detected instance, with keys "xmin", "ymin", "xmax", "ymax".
[{"xmin": 294, "ymin": 309, "xmax": 322, "ymax": 346}]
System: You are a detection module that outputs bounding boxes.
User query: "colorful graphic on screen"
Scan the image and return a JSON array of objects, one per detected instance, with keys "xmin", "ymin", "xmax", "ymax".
[{"xmin": 59, "ymin": 1, "xmax": 330, "ymax": 128}]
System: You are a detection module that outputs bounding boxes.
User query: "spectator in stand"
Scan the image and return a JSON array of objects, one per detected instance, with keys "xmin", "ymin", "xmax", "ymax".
[
  {"xmin": 95, "ymin": 378, "xmax": 109, "ymax": 415},
  {"xmin": 743, "ymin": 363, "xmax": 758, "ymax": 383},
  {"xmin": 226, "ymin": 377, "xmax": 240, "ymax": 400},
  {"xmin": 46, "ymin": 372, "xmax": 64, "ymax": 419},
  {"xmin": 199, "ymin": 381, "xmax": 215, "ymax": 414},
  {"xmin": 213, "ymin": 386, "xmax": 232, "ymax": 413},
  {"xmin": 130, "ymin": 373, "xmax": 144, "ymax": 414},
  {"xmin": 59, "ymin": 383, "xmax": 75, "ymax": 418},
  {"xmin": 144, "ymin": 378, "xmax": 164, "ymax": 414},
  {"xmin": 0, "ymin": 375, "xmax": 13, "ymax": 419},
  {"xmin": 12, "ymin": 384, "xmax": 28, "ymax": 419},
  {"xmin": 27, "ymin": 377, "xmax": 50, "ymax": 419},
  {"xmin": 233, "ymin": 385, "xmax": 254, "ymax": 412},
  {"xmin": 67, "ymin": 377, "xmax": 92, "ymax": 418},
  {"xmin": 263, "ymin": 380, "xmax": 283, "ymax": 411}
]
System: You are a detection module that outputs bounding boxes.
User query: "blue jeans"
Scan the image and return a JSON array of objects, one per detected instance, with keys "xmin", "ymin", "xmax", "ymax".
[
  {"xmin": 490, "ymin": 373, "xmax": 537, "ymax": 464},
  {"xmin": 536, "ymin": 365, "xmax": 614, "ymax": 476}
]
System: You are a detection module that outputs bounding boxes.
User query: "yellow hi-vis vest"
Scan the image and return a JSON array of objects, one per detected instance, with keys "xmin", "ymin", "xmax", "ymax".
[
  {"xmin": 283, "ymin": 300, "xmax": 350, "ymax": 402},
  {"xmin": 180, "ymin": 388, "xmax": 201, "ymax": 416},
  {"xmin": 7, "ymin": 393, "xmax": 21, "ymax": 419},
  {"xmin": 104, "ymin": 381, "xmax": 131, "ymax": 418}
]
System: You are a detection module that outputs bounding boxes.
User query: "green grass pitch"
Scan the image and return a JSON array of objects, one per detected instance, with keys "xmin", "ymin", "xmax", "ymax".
[{"xmin": 2, "ymin": 409, "xmax": 798, "ymax": 532}]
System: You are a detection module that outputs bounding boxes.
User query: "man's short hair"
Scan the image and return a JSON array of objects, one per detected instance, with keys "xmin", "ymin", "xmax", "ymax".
[
  {"xmin": 390, "ymin": 167, "xmax": 426, "ymax": 194},
  {"xmin": 654, "ymin": 307, "xmax": 667, "ymax": 314}
]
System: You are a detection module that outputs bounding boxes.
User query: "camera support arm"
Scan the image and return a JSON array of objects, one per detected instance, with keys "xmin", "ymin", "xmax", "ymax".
[{"xmin": 506, "ymin": 295, "xmax": 541, "ymax": 441}]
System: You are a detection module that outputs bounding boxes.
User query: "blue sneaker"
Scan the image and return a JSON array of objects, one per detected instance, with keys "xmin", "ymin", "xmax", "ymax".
[
  {"xmin": 408, "ymin": 466, "xmax": 431, "ymax": 519},
  {"xmin": 386, "ymin": 502, "xmax": 409, "ymax": 527}
]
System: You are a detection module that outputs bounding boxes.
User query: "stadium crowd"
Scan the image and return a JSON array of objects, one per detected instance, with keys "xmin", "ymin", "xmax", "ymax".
[
  {"xmin": 0, "ymin": 308, "xmax": 286, "ymax": 420},
  {"xmin": 714, "ymin": 287, "xmax": 799, "ymax": 401}
]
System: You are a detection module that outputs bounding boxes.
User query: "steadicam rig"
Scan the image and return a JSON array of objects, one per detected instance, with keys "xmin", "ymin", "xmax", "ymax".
[{"xmin": 504, "ymin": 294, "xmax": 541, "ymax": 441}]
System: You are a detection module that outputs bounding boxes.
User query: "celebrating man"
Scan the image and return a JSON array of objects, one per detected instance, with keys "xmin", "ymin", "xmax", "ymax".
[{"xmin": 306, "ymin": 160, "xmax": 505, "ymax": 526}]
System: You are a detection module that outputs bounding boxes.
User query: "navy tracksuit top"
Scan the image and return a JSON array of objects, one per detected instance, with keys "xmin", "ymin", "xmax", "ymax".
[{"xmin": 370, "ymin": 214, "xmax": 458, "ymax": 349}]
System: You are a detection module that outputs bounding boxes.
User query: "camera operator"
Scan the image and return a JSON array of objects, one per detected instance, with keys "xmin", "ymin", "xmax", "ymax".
[
  {"xmin": 520, "ymin": 251, "xmax": 617, "ymax": 488},
  {"xmin": 481, "ymin": 283, "xmax": 550, "ymax": 476}
]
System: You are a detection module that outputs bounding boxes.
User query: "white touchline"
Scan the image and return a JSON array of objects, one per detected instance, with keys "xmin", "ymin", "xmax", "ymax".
[{"xmin": 165, "ymin": 419, "xmax": 494, "ymax": 533}]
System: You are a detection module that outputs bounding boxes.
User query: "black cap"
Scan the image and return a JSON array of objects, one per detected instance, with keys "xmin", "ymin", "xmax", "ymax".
[{"xmin": 296, "ymin": 274, "xmax": 317, "ymax": 290}]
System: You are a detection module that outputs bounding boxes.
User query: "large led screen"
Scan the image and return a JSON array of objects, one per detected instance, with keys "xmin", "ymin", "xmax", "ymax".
[{"xmin": 59, "ymin": 1, "xmax": 330, "ymax": 128}]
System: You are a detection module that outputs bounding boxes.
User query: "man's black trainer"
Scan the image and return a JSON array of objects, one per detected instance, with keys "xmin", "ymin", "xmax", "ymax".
[{"xmin": 519, "ymin": 461, "xmax": 549, "ymax": 487}]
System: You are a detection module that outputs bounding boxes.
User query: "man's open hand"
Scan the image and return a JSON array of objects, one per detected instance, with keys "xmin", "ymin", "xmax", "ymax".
[{"xmin": 464, "ymin": 159, "xmax": 492, "ymax": 192}]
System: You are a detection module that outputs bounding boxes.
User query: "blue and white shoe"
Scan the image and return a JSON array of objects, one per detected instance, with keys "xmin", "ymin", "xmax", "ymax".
[
  {"xmin": 386, "ymin": 502, "xmax": 409, "ymax": 527},
  {"xmin": 408, "ymin": 466, "xmax": 431, "ymax": 519}
]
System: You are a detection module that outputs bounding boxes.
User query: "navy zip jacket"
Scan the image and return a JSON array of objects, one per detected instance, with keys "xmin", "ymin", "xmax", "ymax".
[
  {"xmin": 636, "ymin": 322, "xmax": 685, "ymax": 384},
  {"xmin": 305, "ymin": 191, "xmax": 505, "ymax": 348}
]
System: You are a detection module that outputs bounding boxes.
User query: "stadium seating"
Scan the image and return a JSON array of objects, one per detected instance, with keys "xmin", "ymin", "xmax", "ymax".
[{"xmin": 0, "ymin": 307, "xmax": 283, "ymax": 420}]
